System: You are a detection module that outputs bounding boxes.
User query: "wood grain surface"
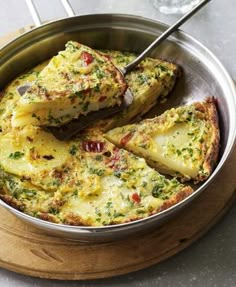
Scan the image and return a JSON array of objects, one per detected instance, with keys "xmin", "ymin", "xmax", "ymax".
[{"xmin": 0, "ymin": 28, "xmax": 236, "ymax": 280}]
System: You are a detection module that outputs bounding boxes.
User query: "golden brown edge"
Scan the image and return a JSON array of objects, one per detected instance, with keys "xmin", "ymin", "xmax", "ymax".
[
  {"xmin": 0, "ymin": 185, "xmax": 193, "ymax": 226},
  {"xmin": 194, "ymin": 97, "xmax": 220, "ymax": 182}
]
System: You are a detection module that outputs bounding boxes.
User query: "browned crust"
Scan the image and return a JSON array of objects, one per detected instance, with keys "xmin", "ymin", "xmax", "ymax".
[
  {"xmin": 0, "ymin": 91, "xmax": 5, "ymax": 100},
  {"xmin": 63, "ymin": 186, "xmax": 193, "ymax": 226},
  {"xmin": 0, "ymin": 194, "xmax": 25, "ymax": 211},
  {"xmin": 156, "ymin": 186, "xmax": 193, "ymax": 212},
  {"xmin": 110, "ymin": 186, "xmax": 193, "ymax": 225},
  {"xmin": 63, "ymin": 213, "xmax": 90, "ymax": 226},
  {"xmin": 37, "ymin": 212, "xmax": 58, "ymax": 223},
  {"xmin": 194, "ymin": 97, "xmax": 220, "ymax": 182},
  {"xmin": 0, "ymin": 185, "xmax": 193, "ymax": 227}
]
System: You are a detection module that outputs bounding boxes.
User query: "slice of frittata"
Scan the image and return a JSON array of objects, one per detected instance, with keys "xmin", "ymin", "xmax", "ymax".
[
  {"xmin": 1, "ymin": 50, "xmax": 179, "ymax": 134},
  {"xmin": 105, "ymin": 98, "xmax": 220, "ymax": 182},
  {"xmin": 0, "ymin": 126, "xmax": 193, "ymax": 226},
  {"xmin": 11, "ymin": 41, "xmax": 127, "ymax": 128},
  {"xmin": 86, "ymin": 50, "xmax": 180, "ymax": 132}
]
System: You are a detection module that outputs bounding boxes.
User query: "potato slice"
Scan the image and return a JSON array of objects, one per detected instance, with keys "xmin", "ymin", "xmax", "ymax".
[
  {"xmin": 0, "ymin": 125, "xmax": 69, "ymax": 177},
  {"xmin": 105, "ymin": 98, "xmax": 220, "ymax": 182}
]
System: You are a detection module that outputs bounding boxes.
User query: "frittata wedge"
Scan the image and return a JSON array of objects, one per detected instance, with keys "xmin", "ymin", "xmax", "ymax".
[
  {"xmin": 105, "ymin": 98, "xmax": 220, "ymax": 182},
  {"xmin": 0, "ymin": 50, "xmax": 179, "ymax": 134},
  {"xmin": 0, "ymin": 126, "xmax": 193, "ymax": 226},
  {"xmin": 88, "ymin": 50, "xmax": 180, "ymax": 132},
  {"xmin": 12, "ymin": 41, "xmax": 127, "ymax": 128}
]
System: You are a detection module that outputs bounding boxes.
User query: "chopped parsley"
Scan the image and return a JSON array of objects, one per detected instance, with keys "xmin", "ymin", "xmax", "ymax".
[
  {"xmin": 65, "ymin": 41, "xmax": 79, "ymax": 53},
  {"xmin": 89, "ymin": 168, "xmax": 105, "ymax": 176},
  {"xmin": 69, "ymin": 145, "xmax": 78, "ymax": 155},
  {"xmin": 95, "ymin": 207, "xmax": 102, "ymax": 217},
  {"xmin": 75, "ymin": 91, "xmax": 84, "ymax": 98},
  {"xmin": 95, "ymin": 155, "xmax": 103, "ymax": 161},
  {"xmin": 94, "ymin": 85, "xmax": 100, "ymax": 92},
  {"xmin": 106, "ymin": 201, "xmax": 113, "ymax": 208},
  {"xmin": 82, "ymin": 102, "xmax": 89, "ymax": 112},
  {"xmin": 51, "ymin": 179, "xmax": 60, "ymax": 187},
  {"xmin": 49, "ymin": 207, "xmax": 59, "ymax": 215},
  {"xmin": 114, "ymin": 170, "xmax": 122, "ymax": 178},
  {"xmin": 21, "ymin": 189, "xmax": 37, "ymax": 197},
  {"xmin": 158, "ymin": 64, "xmax": 168, "ymax": 72},
  {"xmin": 47, "ymin": 112, "xmax": 62, "ymax": 125},
  {"xmin": 105, "ymin": 201, "xmax": 113, "ymax": 217},
  {"xmin": 32, "ymin": 113, "xmax": 41, "ymax": 121},
  {"xmin": 9, "ymin": 151, "xmax": 24, "ymax": 160},
  {"xmin": 176, "ymin": 149, "xmax": 182, "ymax": 156},
  {"xmin": 113, "ymin": 211, "xmax": 125, "ymax": 218},
  {"xmin": 95, "ymin": 68, "xmax": 105, "ymax": 79},
  {"xmin": 152, "ymin": 183, "xmax": 164, "ymax": 198},
  {"xmin": 137, "ymin": 74, "xmax": 148, "ymax": 85}
]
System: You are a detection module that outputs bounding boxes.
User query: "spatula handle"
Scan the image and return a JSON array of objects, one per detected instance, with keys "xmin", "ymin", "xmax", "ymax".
[{"xmin": 122, "ymin": 0, "xmax": 211, "ymax": 75}]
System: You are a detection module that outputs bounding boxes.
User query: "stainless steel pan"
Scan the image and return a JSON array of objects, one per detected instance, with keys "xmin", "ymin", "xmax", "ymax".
[{"xmin": 0, "ymin": 1, "xmax": 235, "ymax": 242}]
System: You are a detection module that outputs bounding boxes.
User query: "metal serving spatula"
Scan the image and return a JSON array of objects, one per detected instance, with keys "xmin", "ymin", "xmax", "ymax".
[{"xmin": 24, "ymin": 0, "xmax": 210, "ymax": 140}]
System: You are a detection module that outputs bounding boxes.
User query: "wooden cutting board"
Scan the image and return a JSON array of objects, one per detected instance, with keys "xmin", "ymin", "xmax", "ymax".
[{"xmin": 0, "ymin": 27, "xmax": 236, "ymax": 280}]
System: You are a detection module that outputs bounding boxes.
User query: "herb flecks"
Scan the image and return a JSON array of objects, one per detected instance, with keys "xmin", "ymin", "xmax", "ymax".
[
  {"xmin": 32, "ymin": 113, "xmax": 41, "ymax": 121},
  {"xmin": 89, "ymin": 168, "xmax": 105, "ymax": 176},
  {"xmin": 9, "ymin": 151, "xmax": 24, "ymax": 160},
  {"xmin": 69, "ymin": 145, "xmax": 78, "ymax": 156},
  {"xmin": 152, "ymin": 183, "xmax": 164, "ymax": 198}
]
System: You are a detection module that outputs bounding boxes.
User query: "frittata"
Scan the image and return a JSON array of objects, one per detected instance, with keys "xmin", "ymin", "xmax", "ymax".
[
  {"xmin": 0, "ymin": 50, "xmax": 179, "ymax": 134},
  {"xmin": 0, "ymin": 46, "xmax": 218, "ymax": 227},
  {"xmin": 0, "ymin": 126, "xmax": 193, "ymax": 226},
  {"xmin": 12, "ymin": 41, "xmax": 127, "ymax": 128},
  {"xmin": 105, "ymin": 98, "xmax": 220, "ymax": 182}
]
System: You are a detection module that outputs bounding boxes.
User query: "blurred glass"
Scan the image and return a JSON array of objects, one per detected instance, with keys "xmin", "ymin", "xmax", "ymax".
[{"xmin": 152, "ymin": 0, "xmax": 202, "ymax": 14}]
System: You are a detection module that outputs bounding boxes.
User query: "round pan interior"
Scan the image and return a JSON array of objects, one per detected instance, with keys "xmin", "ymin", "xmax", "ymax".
[{"xmin": 0, "ymin": 14, "xmax": 235, "ymax": 242}]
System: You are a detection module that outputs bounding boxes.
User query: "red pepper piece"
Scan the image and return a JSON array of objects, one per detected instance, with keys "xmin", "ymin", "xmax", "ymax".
[
  {"xmin": 81, "ymin": 51, "xmax": 94, "ymax": 65},
  {"xmin": 120, "ymin": 132, "xmax": 133, "ymax": 146},
  {"xmin": 131, "ymin": 192, "xmax": 141, "ymax": 204},
  {"xmin": 82, "ymin": 141, "xmax": 105, "ymax": 152}
]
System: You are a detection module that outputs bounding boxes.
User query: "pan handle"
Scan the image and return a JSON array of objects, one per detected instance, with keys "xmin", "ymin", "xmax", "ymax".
[
  {"xmin": 25, "ymin": 0, "xmax": 76, "ymax": 27},
  {"xmin": 60, "ymin": 0, "xmax": 76, "ymax": 17}
]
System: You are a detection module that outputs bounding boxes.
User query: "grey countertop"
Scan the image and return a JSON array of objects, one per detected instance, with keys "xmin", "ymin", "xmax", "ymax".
[{"xmin": 0, "ymin": 0, "xmax": 236, "ymax": 286}]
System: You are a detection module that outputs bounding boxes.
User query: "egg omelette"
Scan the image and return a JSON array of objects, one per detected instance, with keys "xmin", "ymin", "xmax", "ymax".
[{"xmin": 0, "ymin": 44, "xmax": 218, "ymax": 226}]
